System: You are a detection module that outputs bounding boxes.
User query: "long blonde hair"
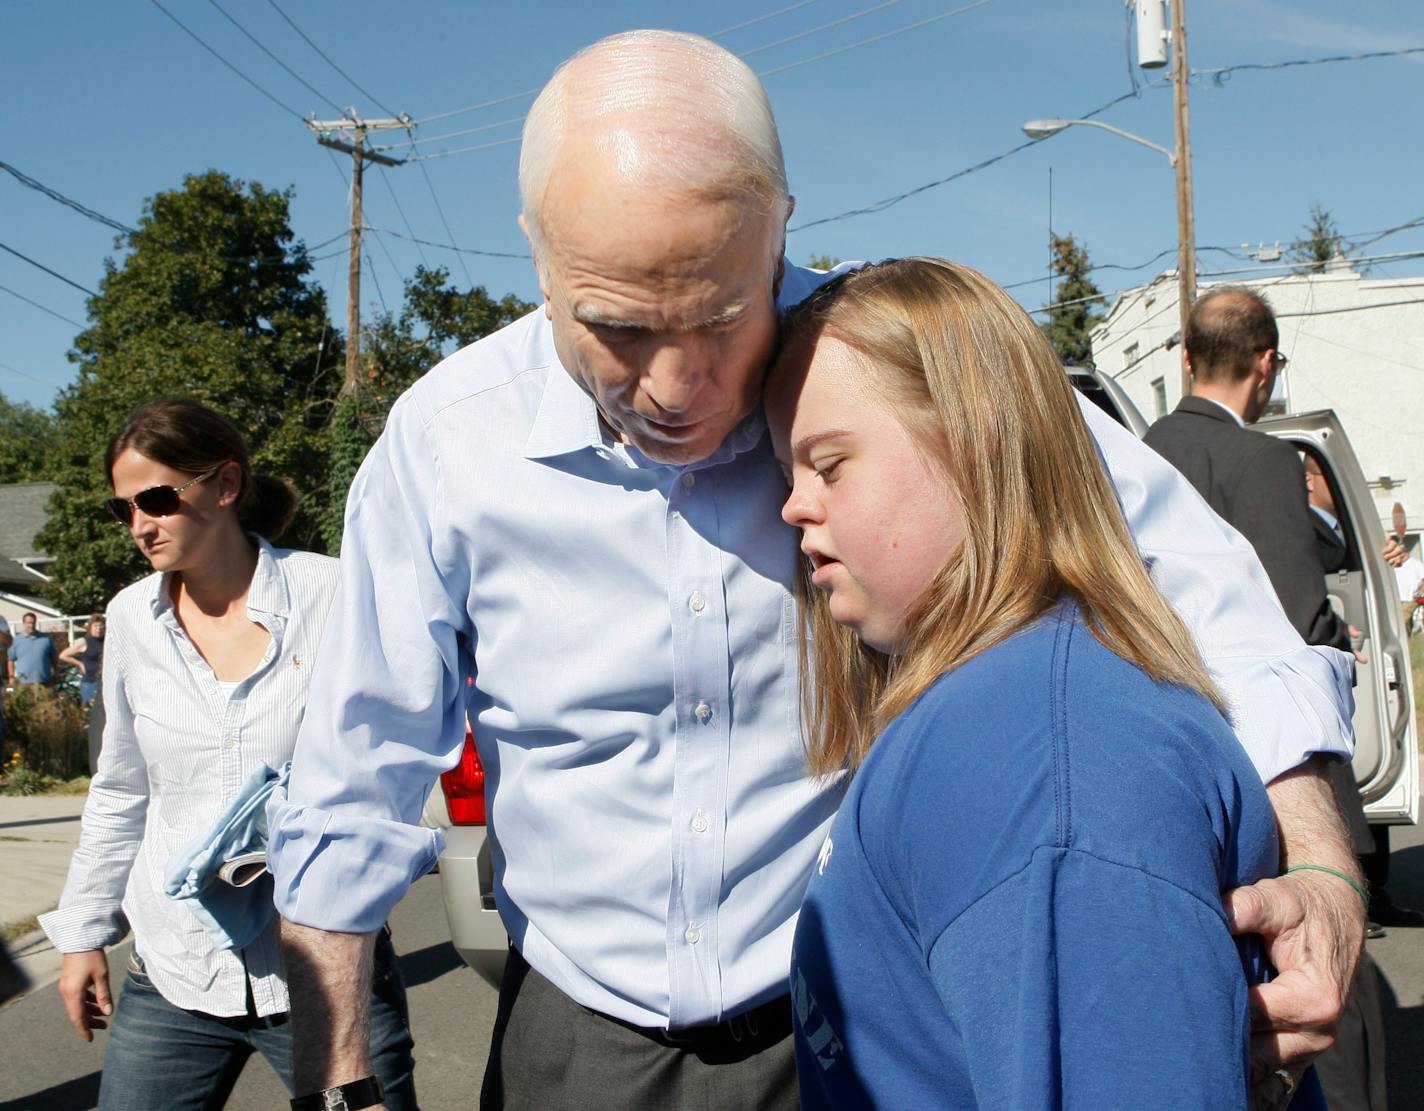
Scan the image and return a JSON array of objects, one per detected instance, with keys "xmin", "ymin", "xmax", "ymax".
[{"xmin": 778, "ymin": 258, "xmax": 1225, "ymax": 776}]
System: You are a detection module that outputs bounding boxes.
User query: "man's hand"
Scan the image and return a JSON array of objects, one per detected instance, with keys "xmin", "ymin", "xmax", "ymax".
[
  {"xmin": 1382, "ymin": 535, "xmax": 1408, "ymax": 568},
  {"xmin": 1347, "ymin": 625, "xmax": 1368, "ymax": 665},
  {"xmin": 58, "ymin": 950, "xmax": 112, "ymax": 1041},
  {"xmin": 280, "ymin": 919, "xmax": 380, "ymax": 1100},
  {"xmin": 1226, "ymin": 756, "xmax": 1366, "ymax": 1109}
]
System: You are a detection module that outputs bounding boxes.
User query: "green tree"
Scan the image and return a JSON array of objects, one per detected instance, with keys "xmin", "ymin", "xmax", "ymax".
[
  {"xmin": 318, "ymin": 266, "xmax": 536, "ymax": 552},
  {"xmin": 0, "ymin": 392, "xmax": 59, "ymax": 484},
  {"xmin": 806, "ymin": 253, "xmax": 842, "ymax": 271},
  {"xmin": 1040, "ymin": 233, "xmax": 1104, "ymax": 366},
  {"xmin": 37, "ymin": 171, "xmax": 345, "ymax": 613},
  {"xmin": 1289, "ymin": 204, "xmax": 1346, "ymax": 273}
]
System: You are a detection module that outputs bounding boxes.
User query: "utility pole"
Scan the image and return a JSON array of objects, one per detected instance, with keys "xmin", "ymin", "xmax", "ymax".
[
  {"xmin": 1169, "ymin": 0, "xmax": 1197, "ymax": 396},
  {"xmin": 306, "ymin": 115, "xmax": 409, "ymax": 397}
]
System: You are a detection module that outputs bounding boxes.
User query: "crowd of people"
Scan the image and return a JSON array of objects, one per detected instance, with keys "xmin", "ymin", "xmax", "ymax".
[{"xmin": 29, "ymin": 28, "xmax": 1415, "ymax": 1111}]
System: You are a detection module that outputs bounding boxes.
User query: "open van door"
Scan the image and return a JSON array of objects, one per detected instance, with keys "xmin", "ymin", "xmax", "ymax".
[{"xmin": 1258, "ymin": 409, "xmax": 1420, "ymax": 825}]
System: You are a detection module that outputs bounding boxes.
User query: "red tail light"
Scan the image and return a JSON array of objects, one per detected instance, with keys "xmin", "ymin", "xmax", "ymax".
[{"xmin": 440, "ymin": 728, "xmax": 486, "ymax": 825}]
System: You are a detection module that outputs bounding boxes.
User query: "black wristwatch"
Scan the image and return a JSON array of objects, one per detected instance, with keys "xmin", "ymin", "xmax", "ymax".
[{"xmin": 290, "ymin": 1076, "xmax": 384, "ymax": 1111}]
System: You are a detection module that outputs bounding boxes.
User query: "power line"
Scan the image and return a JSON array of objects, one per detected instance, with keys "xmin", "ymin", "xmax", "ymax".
[
  {"xmin": 407, "ymin": 87, "xmax": 541, "ymax": 130},
  {"xmin": 0, "ymin": 241, "xmax": 97, "ymax": 297},
  {"xmin": 377, "ymin": 168, "xmax": 429, "ymax": 265},
  {"xmin": 365, "ymin": 226, "xmax": 528, "ymax": 260},
  {"xmin": 1195, "ymin": 45, "xmax": 1424, "ymax": 85},
  {"xmin": 265, "ymin": 0, "xmax": 398, "ymax": 117},
  {"xmin": 150, "ymin": 0, "xmax": 306, "ymax": 121},
  {"xmin": 740, "ymin": 0, "xmax": 908, "ymax": 59},
  {"xmin": 404, "ymin": 136, "xmax": 522, "ymax": 163},
  {"xmin": 789, "ymin": 87, "xmax": 1134, "ymax": 234},
  {"xmin": 375, "ymin": 115, "xmax": 524, "ymax": 152},
  {"xmin": 711, "ymin": 0, "xmax": 819, "ymax": 37},
  {"xmin": 0, "ymin": 283, "xmax": 86, "ymax": 329},
  {"xmin": 407, "ymin": 0, "xmax": 826, "ymax": 130},
  {"xmin": 0, "ymin": 160, "xmax": 135, "ymax": 234},
  {"xmin": 206, "ymin": 0, "xmax": 345, "ymax": 115},
  {"xmin": 756, "ymin": 0, "xmax": 993, "ymax": 77},
  {"xmin": 414, "ymin": 161, "xmax": 475, "ymax": 285},
  {"xmin": 0, "ymin": 359, "xmax": 54, "ymax": 388}
]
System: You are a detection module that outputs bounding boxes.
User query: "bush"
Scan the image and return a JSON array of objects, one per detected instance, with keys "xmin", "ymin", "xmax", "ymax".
[{"xmin": 2, "ymin": 685, "xmax": 88, "ymax": 780}]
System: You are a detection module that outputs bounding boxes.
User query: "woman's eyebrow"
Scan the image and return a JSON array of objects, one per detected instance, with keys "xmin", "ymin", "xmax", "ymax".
[{"xmin": 792, "ymin": 429, "xmax": 852, "ymax": 457}]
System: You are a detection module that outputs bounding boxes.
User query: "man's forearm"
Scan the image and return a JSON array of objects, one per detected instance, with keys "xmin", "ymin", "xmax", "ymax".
[
  {"xmin": 280, "ymin": 919, "xmax": 378, "ymax": 1094},
  {"xmin": 1266, "ymin": 754, "xmax": 1363, "ymax": 882}
]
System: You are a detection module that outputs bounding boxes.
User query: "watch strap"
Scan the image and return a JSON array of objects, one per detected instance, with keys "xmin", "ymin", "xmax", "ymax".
[{"xmin": 290, "ymin": 1075, "xmax": 384, "ymax": 1111}]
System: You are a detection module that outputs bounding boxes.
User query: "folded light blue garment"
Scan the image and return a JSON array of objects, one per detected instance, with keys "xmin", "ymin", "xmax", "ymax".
[{"xmin": 164, "ymin": 762, "xmax": 290, "ymax": 950}]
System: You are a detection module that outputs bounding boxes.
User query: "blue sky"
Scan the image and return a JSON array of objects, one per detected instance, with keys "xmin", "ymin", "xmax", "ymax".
[{"xmin": 3, "ymin": 0, "xmax": 1422, "ymax": 409}]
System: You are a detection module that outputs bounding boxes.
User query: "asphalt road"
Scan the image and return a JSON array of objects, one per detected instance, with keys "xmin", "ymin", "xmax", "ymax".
[
  {"xmin": 0, "ymin": 873, "xmax": 500, "ymax": 1110},
  {"xmin": 3, "ymin": 826, "xmax": 1423, "ymax": 1109}
]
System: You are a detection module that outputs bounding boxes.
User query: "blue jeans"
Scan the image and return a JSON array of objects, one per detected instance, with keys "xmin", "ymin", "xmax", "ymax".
[
  {"xmin": 97, "ymin": 930, "xmax": 417, "ymax": 1111},
  {"xmin": 80, "ymin": 679, "xmax": 100, "ymax": 706}
]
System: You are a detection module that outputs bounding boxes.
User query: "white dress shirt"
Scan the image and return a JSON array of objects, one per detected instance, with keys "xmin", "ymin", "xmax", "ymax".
[
  {"xmin": 269, "ymin": 261, "xmax": 1354, "ymax": 1029},
  {"xmin": 41, "ymin": 540, "xmax": 338, "ymax": 1017}
]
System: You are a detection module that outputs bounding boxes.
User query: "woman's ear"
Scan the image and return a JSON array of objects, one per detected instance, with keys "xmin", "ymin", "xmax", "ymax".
[{"xmin": 217, "ymin": 461, "xmax": 243, "ymax": 507}]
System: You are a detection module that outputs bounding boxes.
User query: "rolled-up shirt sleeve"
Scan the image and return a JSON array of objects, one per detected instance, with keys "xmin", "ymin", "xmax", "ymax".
[
  {"xmin": 268, "ymin": 392, "xmax": 473, "ymax": 933},
  {"xmin": 40, "ymin": 610, "xmax": 147, "ymax": 952},
  {"xmin": 1079, "ymin": 396, "xmax": 1354, "ymax": 783}
]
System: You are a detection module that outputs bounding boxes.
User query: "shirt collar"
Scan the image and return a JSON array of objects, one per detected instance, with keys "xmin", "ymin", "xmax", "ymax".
[
  {"xmin": 1198, "ymin": 396, "xmax": 1247, "ymax": 428},
  {"xmin": 148, "ymin": 535, "xmax": 289, "ymax": 625},
  {"xmin": 1310, "ymin": 504, "xmax": 1340, "ymax": 531},
  {"xmin": 522, "ymin": 346, "xmax": 769, "ymax": 472},
  {"xmin": 523, "ymin": 358, "xmax": 606, "ymax": 461}
]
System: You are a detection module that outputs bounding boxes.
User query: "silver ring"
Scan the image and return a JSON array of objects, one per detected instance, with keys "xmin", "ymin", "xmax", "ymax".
[{"xmin": 1273, "ymin": 1068, "xmax": 1297, "ymax": 1098}]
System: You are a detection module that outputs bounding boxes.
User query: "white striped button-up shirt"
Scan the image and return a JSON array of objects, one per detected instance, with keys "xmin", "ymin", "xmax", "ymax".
[{"xmin": 40, "ymin": 541, "xmax": 338, "ymax": 1017}]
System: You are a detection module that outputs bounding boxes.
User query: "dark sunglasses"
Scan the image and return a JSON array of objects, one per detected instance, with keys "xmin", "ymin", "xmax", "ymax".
[{"xmin": 105, "ymin": 464, "xmax": 224, "ymax": 525}]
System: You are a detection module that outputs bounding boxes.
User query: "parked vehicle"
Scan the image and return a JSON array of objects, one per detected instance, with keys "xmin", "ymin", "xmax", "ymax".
[
  {"xmin": 422, "ymin": 726, "xmax": 506, "ymax": 987},
  {"xmin": 1072, "ymin": 365, "xmax": 1419, "ymax": 825}
]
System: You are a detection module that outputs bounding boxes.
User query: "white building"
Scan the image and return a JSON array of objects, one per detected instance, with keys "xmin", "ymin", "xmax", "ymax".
[{"xmin": 1092, "ymin": 261, "xmax": 1424, "ymax": 542}]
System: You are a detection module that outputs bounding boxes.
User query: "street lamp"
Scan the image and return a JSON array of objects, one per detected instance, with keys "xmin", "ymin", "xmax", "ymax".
[
  {"xmin": 1024, "ymin": 113, "xmax": 1197, "ymax": 395},
  {"xmin": 1021, "ymin": 119, "xmax": 1176, "ymax": 165}
]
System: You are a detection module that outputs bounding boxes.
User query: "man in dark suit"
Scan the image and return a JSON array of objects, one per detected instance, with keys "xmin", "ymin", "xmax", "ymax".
[
  {"xmin": 1305, "ymin": 455, "xmax": 1350, "ymax": 574},
  {"xmin": 1144, "ymin": 288, "xmax": 1349, "ymax": 649},
  {"xmin": 1145, "ymin": 286, "xmax": 1386, "ymax": 1111}
]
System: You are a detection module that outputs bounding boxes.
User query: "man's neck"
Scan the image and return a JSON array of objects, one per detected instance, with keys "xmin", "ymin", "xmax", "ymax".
[{"xmin": 1190, "ymin": 382, "xmax": 1253, "ymax": 425}]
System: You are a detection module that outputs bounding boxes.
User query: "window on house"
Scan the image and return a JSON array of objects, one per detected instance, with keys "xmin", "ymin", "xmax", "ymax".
[
  {"xmin": 1151, "ymin": 377, "xmax": 1167, "ymax": 419},
  {"xmin": 1124, "ymin": 342, "xmax": 1140, "ymax": 369}
]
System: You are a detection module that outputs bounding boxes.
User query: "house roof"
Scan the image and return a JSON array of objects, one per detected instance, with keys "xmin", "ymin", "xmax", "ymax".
[{"xmin": 0, "ymin": 482, "xmax": 57, "ymax": 561}]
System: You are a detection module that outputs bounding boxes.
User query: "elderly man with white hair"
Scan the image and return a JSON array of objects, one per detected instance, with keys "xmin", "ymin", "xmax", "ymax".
[{"xmin": 270, "ymin": 29, "xmax": 1366, "ymax": 1111}]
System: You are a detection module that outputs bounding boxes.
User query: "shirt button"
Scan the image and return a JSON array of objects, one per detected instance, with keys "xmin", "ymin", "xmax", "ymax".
[
  {"xmin": 689, "ymin": 591, "xmax": 706, "ymax": 614},
  {"xmin": 224, "ymin": 738, "xmax": 236, "ymax": 749},
  {"xmin": 694, "ymin": 700, "xmax": 712, "ymax": 724},
  {"xmin": 691, "ymin": 809, "xmax": 709, "ymax": 833},
  {"xmin": 681, "ymin": 472, "xmax": 696, "ymax": 491},
  {"xmin": 685, "ymin": 924, "xmax": 701, "ymax": 945}
]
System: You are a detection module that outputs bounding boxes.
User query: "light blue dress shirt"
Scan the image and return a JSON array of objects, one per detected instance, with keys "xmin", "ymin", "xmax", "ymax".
[
  {"xmin": 43, "ymin": 541, "xmax": 338, "ymax": 1018},
  {"xmin": 268, "ymin": 261, "xmax": 1354, "ymax": 1029}
]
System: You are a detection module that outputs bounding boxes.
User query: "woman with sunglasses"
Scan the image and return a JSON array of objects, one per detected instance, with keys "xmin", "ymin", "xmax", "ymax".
[{"xmin": 39, "ymin": 398, "xmax": 417, "ymax": 1111}]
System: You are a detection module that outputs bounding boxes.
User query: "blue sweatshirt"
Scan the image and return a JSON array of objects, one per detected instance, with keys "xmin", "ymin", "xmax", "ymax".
[{"xmin": 791, "ymin": 604, "xmax": 1312, "ymax": 1110}]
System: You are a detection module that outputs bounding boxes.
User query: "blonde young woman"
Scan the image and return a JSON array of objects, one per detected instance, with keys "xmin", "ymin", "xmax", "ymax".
[
  {"xmin": 39, "ymin": 399, "xmax": 415, "ymax": 1111},
  {"xmin": 766, "ymin": 259, "xmax": 1322, "ymax": 1110}
]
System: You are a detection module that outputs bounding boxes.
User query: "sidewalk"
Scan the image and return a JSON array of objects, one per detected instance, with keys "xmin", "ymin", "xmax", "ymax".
[{"xmin": 1, "ymin": 793, "xmax": 88, "ymax": 1001}]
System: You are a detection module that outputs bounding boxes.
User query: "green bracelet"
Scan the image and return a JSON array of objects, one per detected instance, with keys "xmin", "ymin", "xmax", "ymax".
[{"xmin": 1285, "ymin": 864, "xmax": 1370, "ymax": 912}]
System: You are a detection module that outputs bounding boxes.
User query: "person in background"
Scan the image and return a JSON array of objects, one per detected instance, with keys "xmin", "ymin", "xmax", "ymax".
[
  {"xmin": 59, "ymin": 615, "xmax": 106, "ymax": 706},
  {"xmin": 0, "ymin": 613, "xmax": 9, "ymax": 749},
  {"xmin": 770, "ymin": 257, "xmax": 1322, "ymax": 1109},
  {"xmin": 8, "ymin": 612, "xmax": 57, "ymax": 686},
  {"xmin": 38, "ymin": 399, "xmax": 417, "ymax": 1111},
  {"xmin": 1392, "ymin": 544, "xmax": 1424, "ymax": 634}
]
